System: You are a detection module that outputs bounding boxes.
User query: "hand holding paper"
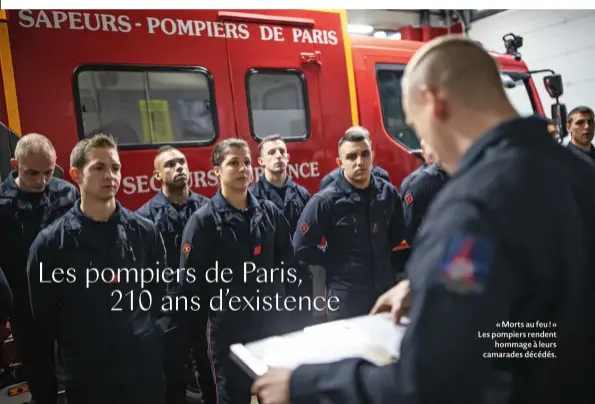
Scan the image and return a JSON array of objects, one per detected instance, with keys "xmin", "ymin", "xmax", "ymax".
[{"xmin": 370, "ymin": 279, "xmax": 411, "ymax": 324}]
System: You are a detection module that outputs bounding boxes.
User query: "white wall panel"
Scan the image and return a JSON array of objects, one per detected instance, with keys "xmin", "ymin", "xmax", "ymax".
[{"xmin": 470, "ymin": 10, "xmax": 595, "ymax": 117}]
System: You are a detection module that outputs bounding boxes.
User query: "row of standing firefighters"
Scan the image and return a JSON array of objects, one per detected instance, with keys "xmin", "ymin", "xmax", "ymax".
[{"xmin": 0, "ymin": 125, "xmax": 448, "ymax": 404}]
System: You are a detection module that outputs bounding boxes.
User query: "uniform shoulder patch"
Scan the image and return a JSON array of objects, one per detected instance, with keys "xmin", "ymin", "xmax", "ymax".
[
  {"xmin": 404, "ymin": 192, "xmax": 414, "ymax": 205},
  {"xmin": 439, "ymin": 234, "xmax": 494, "ymax": 294},
  {"xmin": 300, "ymin": 221, "xmax": 310, "ymax": 236},
  {"xmin": 182, "ymin": 241, "xmax": 192, "ymax": 257}
]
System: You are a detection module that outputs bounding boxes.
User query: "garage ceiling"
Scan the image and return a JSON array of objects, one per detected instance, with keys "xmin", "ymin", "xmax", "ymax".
[{"xmin": 345, "ymin": 10, "xmax": 507, "ymax": 35}]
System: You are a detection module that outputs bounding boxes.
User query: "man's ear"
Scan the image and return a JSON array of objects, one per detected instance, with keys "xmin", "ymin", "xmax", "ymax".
[
  {"xmin": 258, "ymin": 156, "xmax": 265, "ymax": 167},
  {"xmin": 10, "ymin": 158, "xmax": 17, "ymax": 171},
  {"xmin": 335, "ymin": 157, "xmax": 342, "ymax": 168},
  {"xmin": 153, "ymin": 170, "xmax": 162, "ymax": 183},
  {"xmin": 69, "ymin": 167, "xmax": 81, "ymax": 184}
]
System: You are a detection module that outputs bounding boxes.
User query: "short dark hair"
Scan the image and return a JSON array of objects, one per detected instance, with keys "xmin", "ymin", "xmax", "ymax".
[
  {"xmin": 156, "ymin": 145, "xmax": 177, "ymax": 156},
  {"xmin": 211, "ymin": 138, "xmax": 250, "ymax": 167},
  {"xmin": 258, "ymin": 134, "xmax": 284, "ymax": 156},
  {"xmin": 568, "ymin": 106, "xmax": 594, "ymax": 124},
  {"xmin": 70, "ymin": 133, "xmax": 118, "ymax": 170},
  {"xmin": 154, "ymin": 145, "xmax": 180, "ymax": 169},
  {"xmin": 338, "ymin": 126, "xmax": 371, "ymax": 150}
]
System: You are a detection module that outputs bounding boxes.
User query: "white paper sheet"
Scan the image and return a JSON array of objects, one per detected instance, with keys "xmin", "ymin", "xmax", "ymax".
[{"xmin": 230, "ymin": 313, "xmax": 408, "ymax": 377}]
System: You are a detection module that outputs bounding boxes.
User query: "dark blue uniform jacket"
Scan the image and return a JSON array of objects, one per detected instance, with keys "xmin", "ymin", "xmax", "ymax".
[
  {"xmin": 402, "ymin": 162, "xmax": 449, "ymax": 245},
  {"xmin": 289, "ymin": 116, "xmax": 595, "ymax": 404},
  {"xmin": 249, "ymin": 175, "xmax": 311, "ymax": 236},
  {"xmin": 136, "ymin": 189, "xmax": 209, "ymax": 269},
  {"xmin": 398, "ymin": 163, "xmax": 426, "ymax": 195},
  {"xmin": 27, "ymin": 201, "xmax": 167, "ymax": 388},
  {"xmin": 566, "ymin": 141, "xmax": 595, "ymax": 166},
  {"xmin": 293, "ymin": 172, "xmax": 405, "ymax": 295},
  {"xmin": 319, "ymin": 165, "xmax": 390, "ymax": 191},
  {"xmin": 173, "ymin": 190, "xmax": 296, "ymax": 340},
  {"xmin": 0, "ymin": 171, "xmax": 78, "ymax": 304}
]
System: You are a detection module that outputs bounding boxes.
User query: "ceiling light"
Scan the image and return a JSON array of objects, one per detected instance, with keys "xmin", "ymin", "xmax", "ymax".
[{"xmin": 348, "ymin": 24, "xmax": 374, "ymax": 34}]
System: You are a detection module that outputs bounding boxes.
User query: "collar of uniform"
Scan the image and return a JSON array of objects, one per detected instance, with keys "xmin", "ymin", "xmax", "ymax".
[
  {"xmin": 72, "ymin": 198, "xmax": 128, "ymax": 225},
  {"xmin": 4, "ymin": 170, "xmax": 54, "ymax": 203},
  {"xmin": 212, "ymin": 189, "xmax": 260, "ymax": 213},
  {"xmin": 154, "ymin": 188, "xmax": 203, "ymax": 207},
  {"xmin": 335, "ymin": 169, "xmax": 378, "ymax": 194},
  {"xmin": 2, "ymin": 171, "xmax": 19, "ymax": 197},
  {"xmin": 259, "ymin": 174, "xmax": 294, "ymax": 191},
  {"xmin": 4, "ymin": 170, "xmax": 53, "ymax": 196},
  {"xmin": 457, "ymin": 115, "xmax": 549, "ymax": 174},
  {"xmin": 568, "ymin": 141, "xmax": 595, "ymax": 158}
]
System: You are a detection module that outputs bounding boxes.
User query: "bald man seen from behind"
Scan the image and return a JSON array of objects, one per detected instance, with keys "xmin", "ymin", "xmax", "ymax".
[
  {"xmin": 251, "ymin": 36, "xmax": 595, "ymax": 404},
  {"xmin": 0, "ymin": 133, "xmax": 79, "ymax": 404}
]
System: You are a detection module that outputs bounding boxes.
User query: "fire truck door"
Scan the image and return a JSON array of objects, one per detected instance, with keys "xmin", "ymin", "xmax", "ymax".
[{"xmin": 224, "ymin": 16, "xmax": 325, "ymax": 188}]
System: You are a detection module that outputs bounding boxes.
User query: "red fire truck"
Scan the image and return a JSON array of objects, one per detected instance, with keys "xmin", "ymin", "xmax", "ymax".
[{"xmin": 0, "ymin": 9, "xmax": 566, "ymax": 209}]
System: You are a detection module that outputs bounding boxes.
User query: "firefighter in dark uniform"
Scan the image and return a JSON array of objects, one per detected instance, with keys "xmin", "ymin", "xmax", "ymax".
[
  {"xmin": 27, "ymin": 134, "xmax": 167, "ymax": 404},
  {"xmin": 0, "ymin": 133, "xmax": 78, "ymax": 404},
  {"xmin": 399, "ymin": 137, "xmax": 436, "ymax": 195},
  {"xmin": 292, "ymin": 130, "xmax": 405, "ymax": 321},
  {"xmin": 401, "ymin": 139, "xmax": 449, "ymax": 245},
  {"xmin": 249, "ymin": 134, "xmax": 312, "ymax": 330},
  {"xmin": 169, "ymin": 138, "xmax": 296, "ymax": 404},
  {"xmin": 565, "ymin": 105, "xmax": 595, "ymax": 164},
  {"xmin": 319, "ymin": 126, "xmax": 390, "ymax": 191},
  {"xmin": 252, "ymin": 36, "xmax": 595, "ymax": 404},
  {"xmin": 136, "ymin": 146, "xmax": 214, "ymax": 404}
]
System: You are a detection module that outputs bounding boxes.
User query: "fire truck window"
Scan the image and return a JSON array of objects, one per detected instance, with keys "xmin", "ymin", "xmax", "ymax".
[
  {"xmin": 75, "ymin": 69, "xmax": 216, "ymax": 146},
  {"xmin": 247, "ymin": 71, "xmax": 309, "ymax": 140},
  {"xmin": 376, "ymin": 69, "xmax": 421, "ymax": 150}
]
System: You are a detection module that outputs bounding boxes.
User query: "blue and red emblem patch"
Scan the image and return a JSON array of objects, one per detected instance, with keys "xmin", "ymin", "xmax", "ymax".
[{"xmin": 439, "ymin": 234, "xmax": 495, "ymax": 294}]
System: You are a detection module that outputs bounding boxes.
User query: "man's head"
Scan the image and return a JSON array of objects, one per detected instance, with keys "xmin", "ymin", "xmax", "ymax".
[
  {"xmin": 212, "ymin": 138, "xmax": 252, "ymax": 192},
  {"xmin": 153, "ymin": 146, "xmax": 190, "ymax": 190},
  {"xmin": 336, "ymin": 126, "xmax": 374, "ymax": 187},
  {"xmin": 566, "ymin": 106, "xmax": 594, "ymax": 148},
  {"xmin": 69, "ymin": 133, "xmax": 120, "ymax": 201},
  {"xmin": 258, "ymin": 134, "xmax": 289, "ymax": 174},
  {"xmin": 547, "ymin": 119, "xmax": 560, "ymax": 140},
  {"xmin": 420, "ymin": 138, "xmax": 437, "ymax": 164},
  {"xmin": 10, "ymin": 133, "xmax": 57, "ymax": 193},
  {"xmin": 402, "ymin": 36, "xmax": 516, "ymax": 172}
]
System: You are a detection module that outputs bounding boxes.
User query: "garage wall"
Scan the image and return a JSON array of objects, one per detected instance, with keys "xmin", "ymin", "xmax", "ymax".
[{"xmin": 470, "ymin": 10, "xmax": 595, "ymax": 117}]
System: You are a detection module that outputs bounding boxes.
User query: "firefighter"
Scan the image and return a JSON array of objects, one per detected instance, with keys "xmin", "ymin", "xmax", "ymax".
[
  {"xmin": 27, "ymin": 133, "xmax": 167, "ymax": 404},
  {"xmin": 0, "ymin": 133, "xmax": 78, "ymax": 404},
  {"xmin": 399, "ymin": 138, "xmax": 435, "ymax": 195},
  {"xmin": 170, "ymin": 138, "xmax": 295, "ymax": 404},
  {"xmin": 565, "ymin": 106, "xmax": 595, "ymax": 164},
  {"xmin": 136, "ymin": 146, "xmax": 214, "ymax": 404},
  {"xmin": 319, "ymin": 126, "xmax": 390, "ymax": 190},
  {"xmin": 292, "ymin": 130, "xmax": 405, "ymax": 321},
  {"xmin": 401, "ymin": 140, "xmax": 449, "ymax": 245},
  {"xmin": 547, "ymin": 118, "xmax": 560, "ymax": 141},
  {"xmin": 249, "ymin": 134, "xmax": 312, "ymax": 330},
  {"xmin": 252, "ymin": 35, "xmax": 595, "ymax": 404}
]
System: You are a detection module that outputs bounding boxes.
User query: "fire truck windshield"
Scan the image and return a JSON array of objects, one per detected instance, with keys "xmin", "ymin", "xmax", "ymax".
[{"xmin": 501, "ymin": 72, "xmax": 537, "ymax": 117}]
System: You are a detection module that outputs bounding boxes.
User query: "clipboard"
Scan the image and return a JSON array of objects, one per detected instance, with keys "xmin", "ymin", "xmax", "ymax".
[{"xmin": 230, "ymin": 313, "xmax": 409, "ymax": 378}]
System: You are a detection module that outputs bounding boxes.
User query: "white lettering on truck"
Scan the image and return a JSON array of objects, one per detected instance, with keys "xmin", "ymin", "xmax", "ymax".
[
  {"xmin": 17, "ymin": 10, "xmax": 339, "ymax": 45},
  {"xmin": 18, "ymin": 10, "xmax": 132, "ymax": 33},
  {"xmin": 122, "ymin": 161, "xmax": 320, "ymax": 195}
]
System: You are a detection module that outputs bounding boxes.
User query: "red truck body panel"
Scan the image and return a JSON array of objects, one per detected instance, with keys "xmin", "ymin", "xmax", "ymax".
[{"xmin": 1, "ymin": 9, "xmax": 545, "ymax": 209}]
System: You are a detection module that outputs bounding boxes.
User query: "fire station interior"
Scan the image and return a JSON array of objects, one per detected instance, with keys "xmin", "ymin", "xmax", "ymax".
[{"xmin": 0, "ymin": 7, "xmax": 585, "ymax": 404}]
